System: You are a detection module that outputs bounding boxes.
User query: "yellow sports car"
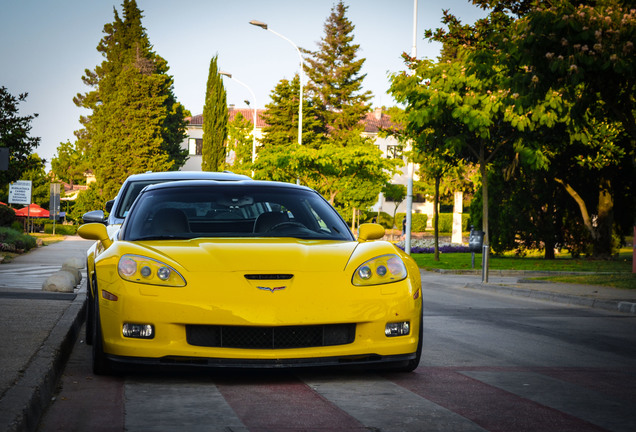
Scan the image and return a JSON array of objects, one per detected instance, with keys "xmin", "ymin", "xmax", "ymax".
[{"xmin": 78, "ymin": 180, "xmax": 422, "ymax": 374}]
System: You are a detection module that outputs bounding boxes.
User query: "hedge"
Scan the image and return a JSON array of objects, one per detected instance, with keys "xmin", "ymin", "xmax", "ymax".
[
  {"xmin": 433, "ymin": 213, "xmax": 471, "ymax": 232},
  {"xmin": 44, "ymin": 224, "xmax": 78, "ymax": 235},
  {"xmin": 396, "ymin": 213, "xmax": 429, "ymax": 232}
]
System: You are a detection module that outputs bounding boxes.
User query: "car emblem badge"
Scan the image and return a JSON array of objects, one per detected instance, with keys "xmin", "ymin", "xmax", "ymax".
[{"xmin": 257, "ymin": 285, "xmax": 286, "ymax": 293}]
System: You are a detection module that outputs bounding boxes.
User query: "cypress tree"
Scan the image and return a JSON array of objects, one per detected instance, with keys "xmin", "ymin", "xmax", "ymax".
[
  {"xmin": 304, "ymin": 1, "xmax": 372, "ymax": 146},
  {"xmin": 201, "ymin": 54, "xmax": 228, "ymax": 171},
  {"xmin": 74, "ymin": 0, "xmax": 187, "ymax": 198},
  {"xmin": 260, "ymin": 75, "xmax": 325, "ymax": 149}
]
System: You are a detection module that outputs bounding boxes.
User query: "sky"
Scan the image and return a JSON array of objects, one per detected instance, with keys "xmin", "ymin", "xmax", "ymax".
[{"xmin": 0, "ymin": 0, "xmax": 487, "ymax": 169}]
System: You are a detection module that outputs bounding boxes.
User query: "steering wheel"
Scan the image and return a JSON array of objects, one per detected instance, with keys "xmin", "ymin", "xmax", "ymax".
[{"xmin": 267, "ymin": 221, "xmax": 306, "ymax": 232}]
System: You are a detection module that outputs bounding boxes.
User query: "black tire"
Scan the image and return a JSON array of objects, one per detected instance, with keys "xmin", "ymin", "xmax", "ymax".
[
  {"xmin": 85, "ymin": 274, "xmax": 94, "ymax": 345},
  {"xmin": 92, "ymin": 293, "xmax": 111, "ymax": 375}
]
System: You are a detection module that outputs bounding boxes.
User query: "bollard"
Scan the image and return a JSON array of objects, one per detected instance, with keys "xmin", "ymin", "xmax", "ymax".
[{"xmin": 481, "ymin": 244, "xmax": 490, "ymax": 283}]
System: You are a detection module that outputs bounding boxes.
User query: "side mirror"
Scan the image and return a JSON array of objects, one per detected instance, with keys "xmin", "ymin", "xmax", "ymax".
[
  {"xmin": 82, "ymin": 210, "xmax": 106, "ymax": 224},
  {"xmin": 78, "ymin": 223, "xmax": 112, "ymax": 249},
  {"xmin": 105, "ymin": 199, "xmax": 115, "ymax": 213},
  {"xmin": 358, "ymin": 223, "xmax": 385, "ymax": 242}
]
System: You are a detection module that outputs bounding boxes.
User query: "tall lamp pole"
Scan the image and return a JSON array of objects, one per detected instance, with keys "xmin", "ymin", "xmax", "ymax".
[
  {"xmin": 249, "ymin": 20, "xmax": 303, "ymax": 146},
  {"xmin": 405, "ymin": 0, "xmax": 418, "ymax": 255},
  {"xmin": 219, "ymin": 71, "xmax": 258, "ymax": 171}
]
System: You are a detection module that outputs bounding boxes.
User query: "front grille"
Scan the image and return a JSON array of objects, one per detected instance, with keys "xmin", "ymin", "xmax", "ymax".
[{"xmin": 186, "ymin": 324, "xmax": 356, "ymax": 349}]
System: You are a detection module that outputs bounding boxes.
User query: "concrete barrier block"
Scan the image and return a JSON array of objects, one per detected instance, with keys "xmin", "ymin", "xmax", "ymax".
[
  {"xmin": 63, "ymin": 257, "xmax": 84, "ymax": 270},
  {"xmin": 42, "ymin": 271, "xmax": 75, "ymax": 293},
  {"xmin": 60, "ymin": 265, "xmax": 82, "ymax": 285}
]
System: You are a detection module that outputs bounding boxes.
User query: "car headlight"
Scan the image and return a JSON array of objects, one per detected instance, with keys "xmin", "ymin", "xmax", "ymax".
[
  {"xmin": 118, "ymin": 254, "xmax": 186, "ymax": 287},
  {"xmin": 352, "ymin": 254, "xmax": 407, "ymax": 286}
]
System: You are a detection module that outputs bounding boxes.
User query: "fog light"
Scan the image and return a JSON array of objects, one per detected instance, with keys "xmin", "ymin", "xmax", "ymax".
[
  {"xmin": 385, "ymin": 321, "xmax": 410, "ymax": 337},
  {"xmin": 122, "ymin": 323, "xmax": 154, "ymax": 339}
]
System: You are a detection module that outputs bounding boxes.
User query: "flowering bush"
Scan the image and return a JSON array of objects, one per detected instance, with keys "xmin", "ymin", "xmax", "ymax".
[{"xmin": 395, "ymin": 238, "xmax": 471, "ymax": 254}]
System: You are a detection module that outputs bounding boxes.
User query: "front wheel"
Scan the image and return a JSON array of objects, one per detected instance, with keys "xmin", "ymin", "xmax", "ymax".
[
  {"xmin": 92, "ymin": 293, "xmax": 111, "ymax": 375},
  {"xmin": 85, "ymin": 274, "xmax": 95, "ymax": 345}
]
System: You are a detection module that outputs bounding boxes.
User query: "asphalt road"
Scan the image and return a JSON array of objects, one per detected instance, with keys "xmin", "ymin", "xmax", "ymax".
[{"xmin": 37, "ymin": 280, "xmax": 636, "ymax": 432}]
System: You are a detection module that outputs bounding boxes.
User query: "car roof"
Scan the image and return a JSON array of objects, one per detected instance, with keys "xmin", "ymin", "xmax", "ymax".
[
  {"xmin": 142, "ymin": 179, "xmax": 312, "ymax": 192},
  {"xmin": 122, "ymin": 171, "xmax": 252, "ymax": 183}
]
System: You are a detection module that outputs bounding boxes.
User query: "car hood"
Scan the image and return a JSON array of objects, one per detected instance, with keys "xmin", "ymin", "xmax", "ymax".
[{"xmin": 138, "ymin": 238, "xmax": 359, "ymax": 273}]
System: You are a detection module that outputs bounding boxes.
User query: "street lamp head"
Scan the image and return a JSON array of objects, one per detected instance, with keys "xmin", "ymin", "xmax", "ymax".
[
  {"xmin": 219, "ymin": 71, "xmax": 232, "ymax": 78},
  {"xmin": 249, "ymin": 20, "xmax": 268, "ymax": 30}
]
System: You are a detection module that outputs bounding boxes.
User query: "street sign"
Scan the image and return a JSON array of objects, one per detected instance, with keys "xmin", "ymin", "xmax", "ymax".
[
  {"xmin": 8, "ymin": 180, "xmax": 32, "ymax": 205},
  {"xmin": 50, "ymin": 183, "xmax": 61, "ymax": 219}
]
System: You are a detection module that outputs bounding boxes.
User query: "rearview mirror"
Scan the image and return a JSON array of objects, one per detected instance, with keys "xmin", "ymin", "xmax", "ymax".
[{"xmin": 82, "ymin": 210, "xmax": 106, "ymax": 224}]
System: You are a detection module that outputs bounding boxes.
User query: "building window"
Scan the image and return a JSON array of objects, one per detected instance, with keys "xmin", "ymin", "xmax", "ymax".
[
  {"xmin": 386, "ymin": 145, "xmax": 403, "ymax": 159},
  {"xmin": 189, "ymin": 138, "xmax": 203, "ymax": 156}
]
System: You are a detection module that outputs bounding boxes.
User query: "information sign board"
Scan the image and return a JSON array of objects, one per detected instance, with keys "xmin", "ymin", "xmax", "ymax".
[{"xmin": 8, "ymin": 180, "xmax": 32, "ymax": 205}]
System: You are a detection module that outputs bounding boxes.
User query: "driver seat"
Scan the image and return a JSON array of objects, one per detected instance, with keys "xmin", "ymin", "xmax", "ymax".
[{"xmin": 253, "ymin": 212, "xmax": 289, "ymax": 233}]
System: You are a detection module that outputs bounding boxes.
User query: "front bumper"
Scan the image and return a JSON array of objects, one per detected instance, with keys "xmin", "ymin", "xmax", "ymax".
[{"xmin": 95, "ymin": 268, "xmax": 422, "ymax": 364}]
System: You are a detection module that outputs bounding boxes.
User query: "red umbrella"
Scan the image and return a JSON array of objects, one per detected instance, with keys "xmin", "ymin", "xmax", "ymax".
[{"xmin": 14, "ymin": 203, "xmax": 50, "ymax": 218}]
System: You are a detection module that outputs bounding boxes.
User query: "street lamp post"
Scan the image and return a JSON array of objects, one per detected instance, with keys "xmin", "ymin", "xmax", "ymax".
[
  {"xmin": 404, "ymin": 0, "xmax": 417, "ymax": 255},
  {"xmin": 249, "ymin": 20, "xmax": 303, "ymax": 146},
  {"xmin": 219, "ymin": 72, "xmax": 258, "ymax": 175}
]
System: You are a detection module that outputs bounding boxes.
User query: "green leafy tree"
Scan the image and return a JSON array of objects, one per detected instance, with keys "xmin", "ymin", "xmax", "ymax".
[
  {"xmin": 51, "ymin": 141, "xmax": 89, "ymax": 187},
  {"xmin": 382, "ymin": 183, "xmax": 407, "ymax": 229},
  {"xmin": 0, "ymin": 87, "xmax": 42, "ymax": 190},
  {"xmin": 256, "ymin": 3, "xmax": 395, "ymax": 214},
  {"xmin": 74, "ymin": 0, "xmax": 188, "ymax": 199},
  {"xmin": 417, "ymin": 149, "xmax": 461, "ymax": 261},
  {"xmin": 225, "ymin": 112, "xmax": 253, "ymax": 176},
  {"xmin": 303, "ymin": 0, "xmax": 372, "ymax": 146},
  {"xmin": 202, "ymin": 55, "xmax": 228, "ymax": 171},
  {"xmin": 19, "ymin": 154, "xmax": 49, "ymax": 206},
  {"xmin": 72, "ymin": 183, "xmax": 107, "ymax": 223},
  {"xmin": 390, "ymin": 53, "xmax": 521, "ymax": 249},
  {"xmin": 254, "ymin": 143, "xmax": 399, "ymax": 213},
  {"xmin": 502, "ymin": 0, "xmax": 636, "ymax": 256}
]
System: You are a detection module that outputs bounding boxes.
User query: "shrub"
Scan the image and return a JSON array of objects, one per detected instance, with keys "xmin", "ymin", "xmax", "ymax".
[
  {"xmin": 0, "ymin": 227, "xmax": 37, "ymax": 252},
  {"xmin": 0, "ymin": 205, "xmax": 16, "ymax": 227},
  {"xmin": 44, "ymin": 224, "xmax": 78, "ymax": 235},
  {"xmin": 396, "ymin": 213, "xmax": 428, "ymax": 232},
  {"xmin": 432, "ymin": 213, "xmax": 471, "ymax": 232}
]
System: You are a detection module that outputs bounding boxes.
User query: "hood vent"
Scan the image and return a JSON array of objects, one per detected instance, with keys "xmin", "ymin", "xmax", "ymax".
[{"xmin": 244, "ymin": 274, "xmax": 293, "ymax": 280}]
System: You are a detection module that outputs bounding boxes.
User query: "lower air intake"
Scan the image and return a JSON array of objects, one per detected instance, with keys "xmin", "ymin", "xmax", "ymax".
[{"xmin": 186, "ymin": 324, "xmax": 356, "ymax": 349}]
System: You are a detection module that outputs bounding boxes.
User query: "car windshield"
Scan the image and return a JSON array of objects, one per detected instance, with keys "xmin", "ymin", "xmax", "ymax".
[
  {"xmin": 114, "ymin": 180, "xmax": 158, "ymax": 219},
  {"xmin": 121, "ymin": 184, "xmax": 354, "ymax": 241}
]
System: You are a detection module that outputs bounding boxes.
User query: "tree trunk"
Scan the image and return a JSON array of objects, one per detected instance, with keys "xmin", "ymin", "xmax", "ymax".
[
  {"xmin": 555, "ymin": 177, "xmax": 614, "ymax": 257},
  {"xmin": 544, "ymin": 200, "xmax": 556, "ymax": 260},
  {"xmin": 594, "ymin": 178, "xmax": 614, "ymax": 257}
]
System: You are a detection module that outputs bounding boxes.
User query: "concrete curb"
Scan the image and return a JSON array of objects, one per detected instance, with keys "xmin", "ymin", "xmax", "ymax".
[
  {"xmin": 433, "ymin": 268, "xmax": 624, "ymax": 277},
  {"xmin": 0, "ymin": 284, "xmax": 86, "ymax": 432},
  {"xmin": 462, "ymin": 282, "xmax": 636, "ymax": 315}
]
